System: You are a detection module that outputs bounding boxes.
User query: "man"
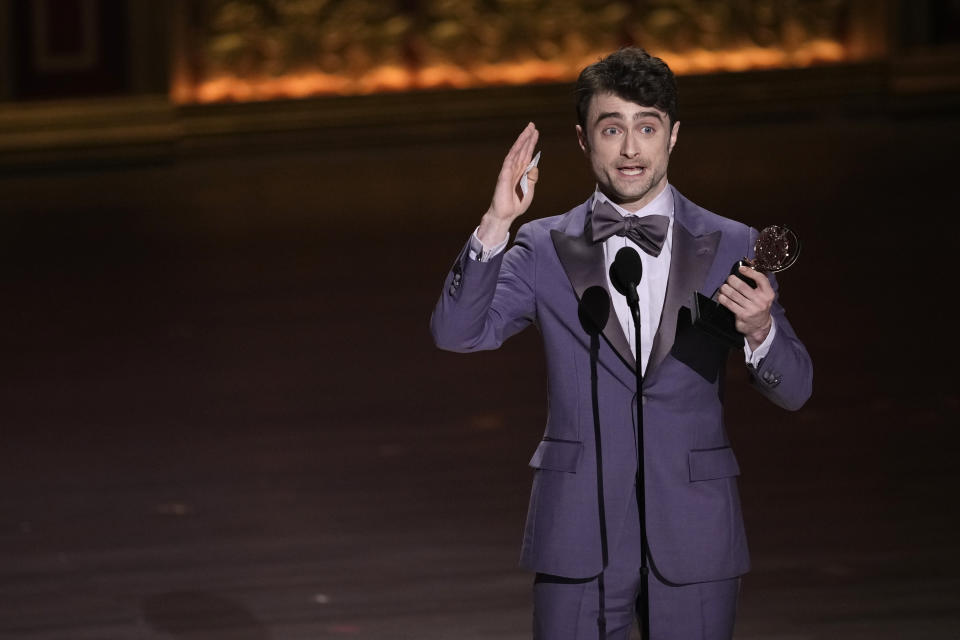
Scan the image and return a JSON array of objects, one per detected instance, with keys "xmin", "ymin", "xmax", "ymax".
[{"xmin": 431, "ymin": 48, "xmax": 812, "ymax": 639}]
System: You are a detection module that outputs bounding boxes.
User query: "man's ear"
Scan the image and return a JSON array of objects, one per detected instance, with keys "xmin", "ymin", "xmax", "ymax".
[
  {"xmin": 668, "ymin": 120, "xmax": 680, "ymax": 154},
  {"xmin": 576, "ymin": 124, "xmax": 589, "ymax": 154}
]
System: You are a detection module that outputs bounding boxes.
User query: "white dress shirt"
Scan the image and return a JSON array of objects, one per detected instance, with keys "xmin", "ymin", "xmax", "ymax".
[
  {"xmin": 594, "ymin": 187, "xmax": 672, "ymax": 375},
  {"xmin": 469, "ymin": 184, "xmax": 775, "ymax": 371}
]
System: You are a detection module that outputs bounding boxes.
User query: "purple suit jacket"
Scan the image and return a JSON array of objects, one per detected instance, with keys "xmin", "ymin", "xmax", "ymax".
[{"xmin": 430, "ymin": 187, "xmax": 812, "ymax": 584}]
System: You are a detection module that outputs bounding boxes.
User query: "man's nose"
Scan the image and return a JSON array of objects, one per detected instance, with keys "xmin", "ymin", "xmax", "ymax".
[{"xmin": 621, "ymin": 132, "xmax": 639, "ymax": 157}]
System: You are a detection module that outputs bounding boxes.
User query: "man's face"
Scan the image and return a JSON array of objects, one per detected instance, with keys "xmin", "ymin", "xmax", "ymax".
[{"xmin": 576, "ymin": 92, "xmax": 679, "ymax": 212}]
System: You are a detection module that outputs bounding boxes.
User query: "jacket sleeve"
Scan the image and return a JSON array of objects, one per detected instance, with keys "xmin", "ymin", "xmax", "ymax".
[
  {"xmin": 748, "ymin": 287, "xmax": 813, "ymax": 411},
  {"xmin": 744, "ymin": 225, "xmax": 813, "ymax": 410},
  {"xmin": 430, "ymin": 223, "xmax": 537, "ymax": 352}
]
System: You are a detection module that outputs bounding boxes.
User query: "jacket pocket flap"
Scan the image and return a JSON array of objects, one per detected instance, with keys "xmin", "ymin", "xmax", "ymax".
[
  {"xmin": 529, "ymin": 439, "xmax": 582, "ymax": 473},
  {"xmin": 689, "ymin": 447, "xmax": 741, "ymax": 482}
]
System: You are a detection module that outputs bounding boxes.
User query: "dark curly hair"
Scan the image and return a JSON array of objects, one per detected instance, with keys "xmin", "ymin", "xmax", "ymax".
[{"xmin": 575, "ymin": 47, "xmax": 678, "ymax": 130}]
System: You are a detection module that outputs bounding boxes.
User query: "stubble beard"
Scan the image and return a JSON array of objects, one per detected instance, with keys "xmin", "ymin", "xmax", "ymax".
[{"xmin": 603, "ymin": 163, "xmax": 666, "ymax": 210}]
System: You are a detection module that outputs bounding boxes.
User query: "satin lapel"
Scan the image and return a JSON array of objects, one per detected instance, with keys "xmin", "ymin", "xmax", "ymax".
[
  {"xmin": 646, "ymin": 198, "xmax": 722, "ymax": 376},
  {"xmin": 550, "ymin": 229, "xmax": 637, "ymax": 381}
]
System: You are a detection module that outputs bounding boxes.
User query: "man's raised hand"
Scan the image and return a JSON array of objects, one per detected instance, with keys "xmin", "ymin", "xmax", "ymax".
[{"xmin": 477, "ymin": 123, "xmax": 539, "ymax": 246}]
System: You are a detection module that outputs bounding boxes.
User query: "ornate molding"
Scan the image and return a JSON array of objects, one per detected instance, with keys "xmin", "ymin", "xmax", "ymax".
[{"xmin": 171, "ymin": 0, "xmax": 863, "ymax": 103}]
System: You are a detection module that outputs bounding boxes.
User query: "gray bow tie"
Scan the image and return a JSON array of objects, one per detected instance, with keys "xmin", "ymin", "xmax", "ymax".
[{"xmin": 588, "ymin": 200, "xmax": 670, "ymax": 257}]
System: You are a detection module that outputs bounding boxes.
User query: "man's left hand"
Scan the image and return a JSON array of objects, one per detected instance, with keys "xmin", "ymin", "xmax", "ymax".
[{"xmin": 717, "ymin": 265, "xmax": 774, "ymax": 350}]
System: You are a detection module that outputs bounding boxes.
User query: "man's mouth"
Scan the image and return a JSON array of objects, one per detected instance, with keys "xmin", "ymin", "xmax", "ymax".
[{"xmin": 618, "ymin": 166, "xmax": 645, "ymax": 176}]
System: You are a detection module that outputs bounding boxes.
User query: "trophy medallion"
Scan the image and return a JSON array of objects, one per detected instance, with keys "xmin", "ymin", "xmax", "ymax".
[{"xmin": 691, "ymin": 225, "xmax": 801, "ymax": 348}]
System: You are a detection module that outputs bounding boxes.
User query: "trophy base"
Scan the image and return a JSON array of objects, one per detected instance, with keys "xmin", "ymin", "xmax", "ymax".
[{"xmin": 691, "ymin": 292, "xmax": 744, "ymax": 349}]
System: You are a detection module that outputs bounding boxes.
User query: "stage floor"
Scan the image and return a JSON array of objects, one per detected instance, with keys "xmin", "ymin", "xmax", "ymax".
[
  {"xmin": 2, "ymin": 103, "xmax": 960, "ymax": 638},
  {"xmin": 0, "ymin": 225, "xmax": 956, "ymax": 640}
]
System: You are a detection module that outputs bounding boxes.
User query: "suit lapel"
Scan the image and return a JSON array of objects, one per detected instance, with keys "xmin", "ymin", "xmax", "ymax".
[
  {"xmin": 646, "ymin": 189, "xmax": 722, "ymax": 376},
  {"xmin": 550, "ymin": 190, "xmax": 724, "ymax": 385},
  {"xmin": 550, "ymin": 209, "xmax": 637, "ymax": 382}
]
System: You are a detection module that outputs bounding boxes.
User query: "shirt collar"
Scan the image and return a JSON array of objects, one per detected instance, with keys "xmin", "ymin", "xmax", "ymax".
[{"xmin": 590, "ymin": 184, "xmax": 674, "ymax": 220}]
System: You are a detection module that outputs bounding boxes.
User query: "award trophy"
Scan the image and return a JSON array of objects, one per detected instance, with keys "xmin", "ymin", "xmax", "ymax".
[{"xmin": 691, "ymin": 225, "xmax": 801, "ymax": 348}]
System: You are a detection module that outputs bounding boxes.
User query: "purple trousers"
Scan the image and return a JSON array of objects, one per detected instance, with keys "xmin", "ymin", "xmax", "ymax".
[{"xmin": 533, "ymin": 485, "xmax": 739, "ymax": 640}]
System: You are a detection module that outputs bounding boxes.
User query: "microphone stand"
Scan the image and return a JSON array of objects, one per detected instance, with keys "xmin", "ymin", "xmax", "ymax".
[
  {"xmin": 578, "ymin": 287, "xmax": 610, "ymax": 640},
  {"xmin": 592, "ymin": 324, "xmax": 608, "ymax": 639},
  {"xmin": 611, "ymin": 246, "xmax": 651, "ymax": 639},
  {"xmin": 628, "ymin": 302, "xmax": 652, "ymax": 640}
]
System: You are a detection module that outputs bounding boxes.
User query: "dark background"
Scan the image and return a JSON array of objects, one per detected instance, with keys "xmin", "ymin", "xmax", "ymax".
[{"xmin": 1, "ymin": 1, "xmax": 959, "ymax": 638}]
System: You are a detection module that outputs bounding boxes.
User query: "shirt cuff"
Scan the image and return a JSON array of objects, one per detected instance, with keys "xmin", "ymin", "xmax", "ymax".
[
  {"xmin": 744, "ymin": 317, "xmax": 777, "ymax": 367},
  {"xmin": 468, "ymin": 227, "xmax": 509, "ymax": 262}
]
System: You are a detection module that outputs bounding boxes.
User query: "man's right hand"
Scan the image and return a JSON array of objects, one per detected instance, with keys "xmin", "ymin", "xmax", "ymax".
[{"xmin": 477, "ymin": 122, "xmax": 539, "ymax": 247}]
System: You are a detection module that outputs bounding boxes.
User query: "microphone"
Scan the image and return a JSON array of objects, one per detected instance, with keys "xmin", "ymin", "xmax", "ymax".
[
  {"xmin": 610, "ymin": 246, "xmax": 643, "ymax": 311},
  {"xmin": 578, "ymin": 285, "xmax": 612, "ymax": 640},
  {"xmin": 578, "ymin": 286, "xmax": 610, "ymax": 337}
]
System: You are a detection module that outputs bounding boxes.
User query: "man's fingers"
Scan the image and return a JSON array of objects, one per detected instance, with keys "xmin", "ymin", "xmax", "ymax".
[
  {"xmin": 718, "ymin": 289, "xmax": 763, "ymax": 321},
  {"xmin": 727, "ymin": 270, "xmax": 773, "ymax": 303},
  {"xmin": 720, "ymin": 282, "xmax": 749, "ymax": 307},
  {"xmin": 742, "ymin": 265, "xmax": 773, "ymax": 295},
  {"xmin": 510, "ymin": 123, "xmax": 536, "ymax": 162},
  {"xmin": 522, "ymin": 126, "xmax": 539, "ymax": 162},
  {"xmin": 523, "ymin": 167, "xmax": 538, "ymax": 201},
  {"xmin": 499, "ymin": 126, "xmax": 529, "ymax": 178},
  {"xmin": 726, "ymin": 271, "xmax": 756, "ymax": 297},
  {"xmin": 732, "ymin": 267, "xmax": 775, "ymax": 310},
  {"xmin": 502, "ymin": 133, "xmax": 526, "ymax": 173},
  {"xmin": 501, "ymin": 123, "xmax": 538, "ymax": 184},
  {"xmin": 513, "ymin": 127, "xmax": 539, "ymax": 183},
  {"xmin": 509, "ymin": 122, "xmax": 534, "ymax": 153},
  {"xmin": 516, "ymin": 124, "xmax": 538, "ymax": 165},
  {"xmin": 720, "ymin": 282, "xmax": 766, "ymax": 316},
  {"xmin": 716, "ymin": 292, "xmax": 742, "ymax": 316},
  {"xmin": 491, "ymin": 123, "xmax": 539, "ymax": 219},
  {"xmin": 737, "ymin": 268, "xmax": 775, "ymax": 309},
  {"xmin": 720, "ymin": 265, "xmax": 775, "ymax": 324}
]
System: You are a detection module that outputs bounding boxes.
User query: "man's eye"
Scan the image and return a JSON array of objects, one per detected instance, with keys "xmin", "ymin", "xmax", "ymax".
[
  {"xmin": 641, "ymin": 126, "xmax": 655, "ymax": 134},
  {"xmin": 602, "ymin": 127, "xmax": 620, "ymax": 135}
]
